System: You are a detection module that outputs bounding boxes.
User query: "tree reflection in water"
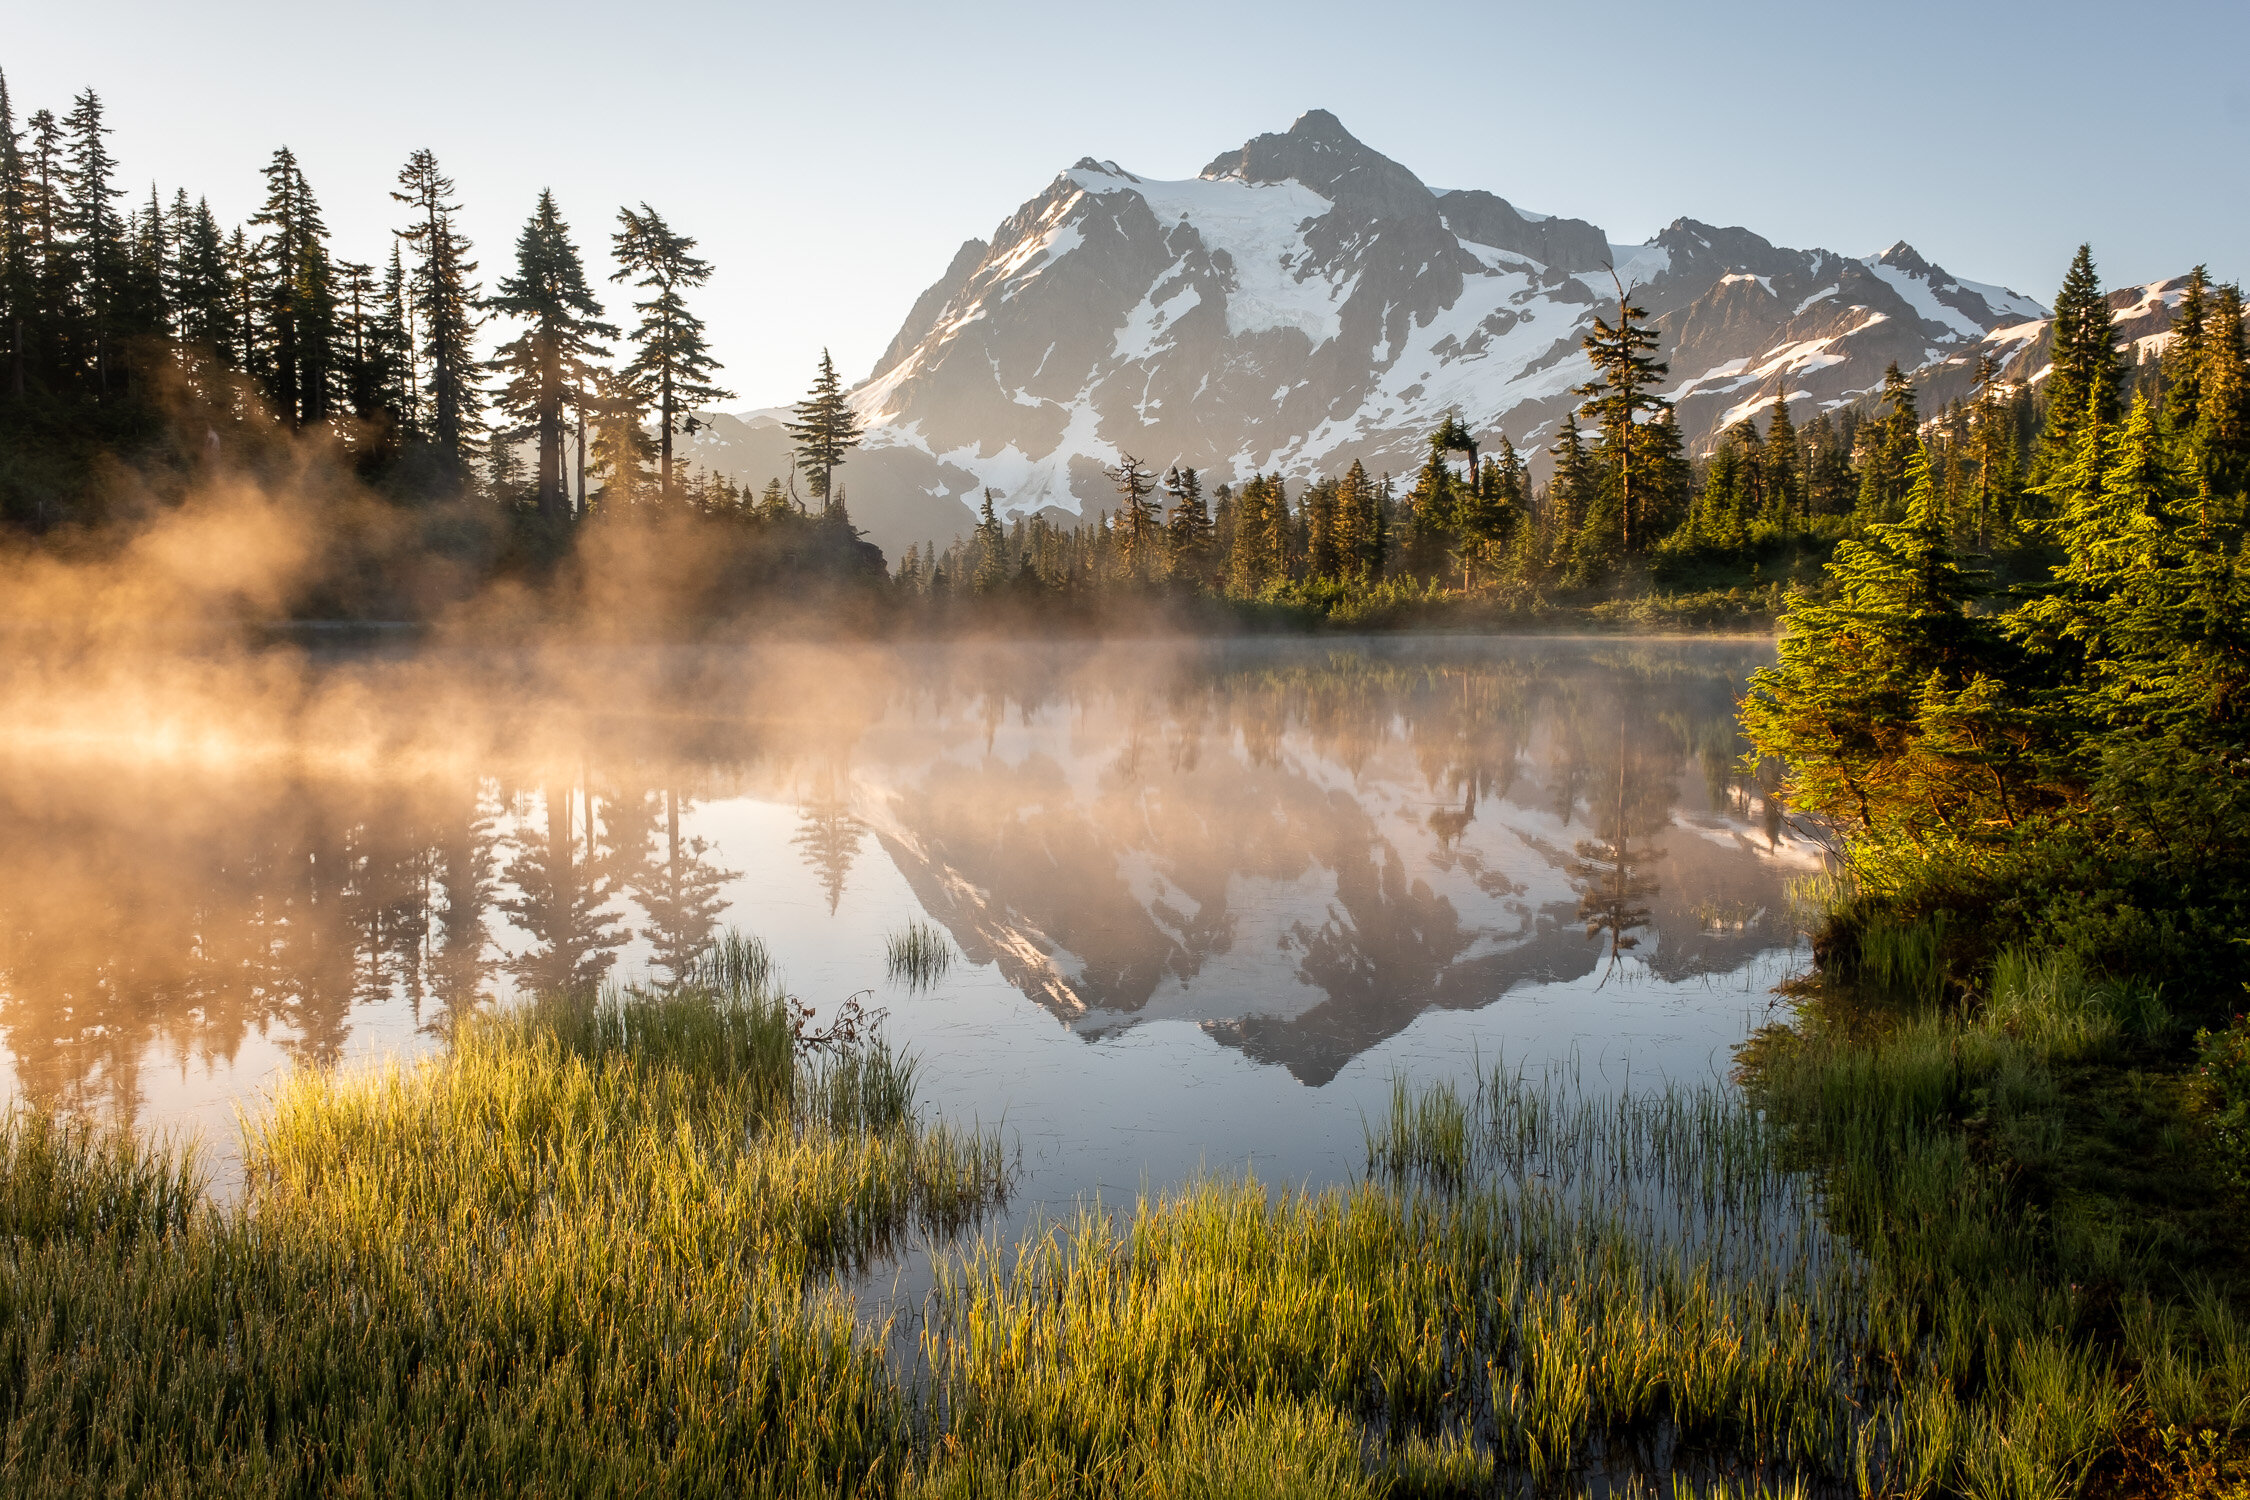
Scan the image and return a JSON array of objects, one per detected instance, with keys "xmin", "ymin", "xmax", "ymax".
[{"xmin": 0, "ymin": 640, "xmax": 1813, "ymax": 1122}]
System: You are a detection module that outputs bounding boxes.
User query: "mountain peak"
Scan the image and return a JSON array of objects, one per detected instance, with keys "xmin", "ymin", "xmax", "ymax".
[
  {"xmin": 1874, "ymin": 241, "xmax": 1934, "ymax": 275},
  {"xmin": 1287, "ymin": 107, "xmax": 1352, "ymax": 141},
  {"xmin": 1199, "ymin": 109, "xmax": 1431, "ymax": 218}
]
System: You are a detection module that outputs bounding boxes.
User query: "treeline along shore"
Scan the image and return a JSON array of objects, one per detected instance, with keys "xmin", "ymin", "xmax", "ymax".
[{"xmin": 3, "ymin": 67, "xmax": 2246, "ymax": 637}]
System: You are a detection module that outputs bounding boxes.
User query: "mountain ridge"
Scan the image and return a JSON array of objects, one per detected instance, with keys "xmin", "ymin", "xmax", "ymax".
[{"xmin": 677, "ymin": 110, "xmax": 2162, "ymax": 560}]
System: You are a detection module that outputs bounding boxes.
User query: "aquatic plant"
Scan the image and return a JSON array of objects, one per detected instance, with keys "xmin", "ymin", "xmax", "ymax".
[{"xmin": 887, "ymin": 918, "xmax": 954, "ymax": 991}]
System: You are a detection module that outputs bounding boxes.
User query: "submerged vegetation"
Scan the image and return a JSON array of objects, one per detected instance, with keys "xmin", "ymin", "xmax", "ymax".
[{"xmin": 887, "ymin": 919, "xmax": 954, "ymax": 991}]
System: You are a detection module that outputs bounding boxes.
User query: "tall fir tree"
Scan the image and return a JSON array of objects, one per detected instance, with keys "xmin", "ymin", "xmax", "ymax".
[
  {"xmin": 1574, "ymin": 276, "xmax": 1672, "ymax": 555},
  {"xmin": 0, "ymin": 68, "xmax": 26, "ymax": 400},
  {"xmin": 1333, "ymin": 459, "xmax": 1386, "ymax": 581},
  {"xmin": 1163, "ymin": 464, "xmax": 1216, "ymax": 588},
  {"xmin": 784, "ymin": 348, "xmax": 861, "ymax": 510},
  {"xmin": 1109, "ymin": 453, "xmax": 1162, "ymax": 582},
  {"xmin": 2033, "ymin": 243, "xmax": 2120, "ymax": 497},
  {"xmin": 393, "ymin": 149, "xmax": 484, "ymax": 481},
  {"xmin": 1765, "ymin": 390, "xmax": 1800, "ymax": 527},
  {"xmin": 1402, "ymin": 433, "xmax": 1460, "ymax": 578},
  {"xmin": 1967, "ymin": 354, "xmax": 2019, "ymax": 547},
  {"xmin": 1855, "ymin": 364, "xmax": 1921, "ymax": 522},
  {"xmin": 611, "ymin": 203, "xmax": 728, "ymax": 498},
  {"xmin": 248, "ymin": 148, "xmax": 311, "ymax": 416},
  {"xmin": 24, "ymin": 109, "xmax": 69, "ymax": 393},
  {"xmin": 2164, "ymin": 266, "xmax": 2210, "ymax": 446},
  {"xmin": 224, "ymin": 225, "xmax": 255, "ymax": 373},
  {"xmin": 2193, "ymin": 282, "xmax": 2250, "ymax": 505},
  {"xmin": 62, "ymin": 90, "xmax": 125, "ymax": 395},
  {"xmin": 489, "ymin": 190, "xmax": 616, "ymax": 520},
  {"xmin": 1304, "ymin": 476, "xmax": 1341, "ymax": 580},
  {"xmin": 972, "ymin": 489, "xmax": 1009, "ymax": 592},
  {"xmin": 369, "ymin": 239, "xmax": 416, "ymax": 436}
]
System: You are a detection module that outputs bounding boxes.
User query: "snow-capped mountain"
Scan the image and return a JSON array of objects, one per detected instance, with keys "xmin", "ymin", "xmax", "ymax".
[{"xmin": 682, "ymin": 109, "xmax": 2085, "ymax": 559}]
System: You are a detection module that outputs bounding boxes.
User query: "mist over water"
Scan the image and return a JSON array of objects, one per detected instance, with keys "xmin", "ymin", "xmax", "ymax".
[{"xmin": 0, "ymin": 635, "xmax": 1815, "ymax": 1219}]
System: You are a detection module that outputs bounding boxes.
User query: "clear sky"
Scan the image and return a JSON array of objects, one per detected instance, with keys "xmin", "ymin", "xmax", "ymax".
[{"xmin": 13, "ymin": 1, "xmax": 2248, "ymax": 406}]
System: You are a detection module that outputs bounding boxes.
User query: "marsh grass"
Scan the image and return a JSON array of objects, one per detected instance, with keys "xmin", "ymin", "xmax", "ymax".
[
  {"xmin": 0, "ymin": 932, "xmax": 1009, "ymax": 1495},
  {"xmin": 889, "ymin": 918, "xmax": 955, "ymax": 991},
  {"xmin": 921, "ymin": 1058, "xmax": 1860, "ymax": 1498},
  {"xmin": 6, "ymin": 924, "xmax": 2246, "ymax": 1496}
]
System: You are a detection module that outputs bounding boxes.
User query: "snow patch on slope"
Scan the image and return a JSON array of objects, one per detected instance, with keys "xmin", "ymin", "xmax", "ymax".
[
  {"xmin": 1862, "ymin": 259, "xmax": 1985, "ymax": 341},
  {"xmin": 1070, "ymin": 168, "xmax": 1353, "ymax": 348}
]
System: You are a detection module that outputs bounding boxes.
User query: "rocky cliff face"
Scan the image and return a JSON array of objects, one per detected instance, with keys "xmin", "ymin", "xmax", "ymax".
[{"xmin": 681, "ymin": 109, "xmax": 2113, "ymax": 560}]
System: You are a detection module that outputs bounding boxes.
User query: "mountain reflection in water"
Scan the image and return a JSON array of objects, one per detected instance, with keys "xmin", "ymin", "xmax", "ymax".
[{"xmin": 0, "ymin": 638, "xmax": 1819, "ymax": 1130}]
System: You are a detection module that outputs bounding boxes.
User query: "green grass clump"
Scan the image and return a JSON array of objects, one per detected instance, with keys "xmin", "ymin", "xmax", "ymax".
[
  {"xmin": 0, "ymin": 932, "xmax": 1008, "ymax": 1496},
  {"xmin": 888, "ymin": 919, "xmax": 955, "ymax": 991}
]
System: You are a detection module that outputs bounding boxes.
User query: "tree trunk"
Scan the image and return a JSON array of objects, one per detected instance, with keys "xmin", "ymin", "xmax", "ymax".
[{"xmin": 659, "ymin": 363, "xmax": 674, "ymax": 496}]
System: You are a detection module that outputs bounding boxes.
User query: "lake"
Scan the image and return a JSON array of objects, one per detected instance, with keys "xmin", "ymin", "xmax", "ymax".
[{"xmin": 0, "ymin": 635, "xmax": 1817, "ymax": 1235}]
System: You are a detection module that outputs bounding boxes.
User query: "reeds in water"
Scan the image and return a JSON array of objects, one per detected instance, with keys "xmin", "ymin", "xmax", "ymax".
[
  {"xmin": 887, "ymin": 918, "xmax": 954, "ymax": 991},
  {"xmin": 5, "ymin": 927, "xmax": 2244, "ymax": 1496},
  {"xmin": 0, "ymin": 929, "xmax": 1010, "ymax": 1495}
]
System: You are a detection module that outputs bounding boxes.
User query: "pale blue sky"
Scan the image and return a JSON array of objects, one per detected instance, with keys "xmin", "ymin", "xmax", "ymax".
[{"xmin": 14, "ymin": 1, "xmax": 2248, "ymax": 404}]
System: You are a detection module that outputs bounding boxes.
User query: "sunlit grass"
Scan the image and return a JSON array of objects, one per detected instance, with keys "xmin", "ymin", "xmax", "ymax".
[
  {"xmin": 3, "ymin": 932, "xmax": 2246, "ymax": 1494},
  {"xmin": 0, "ymin": 932, "xmax": 1008, "ymax": 1494}
]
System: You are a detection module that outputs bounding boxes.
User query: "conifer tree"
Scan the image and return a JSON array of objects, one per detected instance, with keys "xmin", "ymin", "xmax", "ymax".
[
  {"xmin": 2033, "ymin": 244, "xmax": 2120, "ymax": 494},
  {"xmin": 1403, "ymin": 435, "xmax": 1459, "ymax": 578},
  {"xmin": 784, "ymin": 348, "xmax": 861, "ymax": 510},
  {"xmin": 1546, "ymin": 414, "xmax": 1592, "ymax": 548},
  {"xmin": 394, "ymin": 149, "xmax": 484, "ymax": 480},
  {"xmin": 1228, "ymin": 474, "xmax": 1289, "ymax": 594},
  {"xmin": 371, "ymin": 240, "xmax": 416, "ymax": 433},
  {"xmin": 1304, "ymin": 476, "xmax": 1341, "ymax": 580},
  {"xmin": 124, "ymin": 184, "xmax": 167, "ymax": 344},
  {"xmin": 2164, "ymin": 266, "xmax": 2210, "ymax": 445},
  {"xmin": 1460, "ymin": 439, "xmax": 1518, "ymax": 573},
  {"xmin": 62, "ymin": 90, "xmax": 125, "ymax": 395},
  {"xmin": 1743, "ymin": 445, "xmax": 2033, "ymax": 842},
  {"xmin": 611, "ymin": 203, "xmax": 728, "ymax": 498},
  {"xmin": 1108, "ymin": 453, "xmax": 1162, "ymax": 582},
  {"xmin": 1966, "ymin": 355, "xmax": 2018, "ymax": 547},
  {"xmin": 972, "ymin": 490, "xmax": 1009, "ymax": 592},
  {"xmin": 587, "ymin": 363, "xmax": 653, "ymax": 508},
  {"xmin": 2195, "ymin": 282, "xmax": 2249, "ymax": 504},
  {"xmin": 225, "ymin": 225, "xmax": 255, "ymax": 373},
  {"xmin": 1163, "ymin": 464, "xmax": 1216, "ymax": 588},
  {"xmin": 1765, "ymin": 391, "xmax": 1800, "ymax": 528},
  {"xmin": 23, "ymin": 109, "xmax": 69, "ymax": 390},
  {"xmin": 1855, "ymin": 364, "xmax": 1921, "ymax": 522},
  {"xmin": 1433, "ymin": 412, "xmax": 1479, "ymax": 493},
  {"xmin": 2031, "ymin": 396, "xmax": 2249, "ymax": 845},
  {"xmin": 0, "ymin": 69, "xmax": 27, "ymax": 400},
  {"xmin": 1333, "ymin": 459, "xmax": 1385, "ymax": 581},
  {"xmin": 295, "ymin": 217, "xmax": 339, "ymax": 424},
  {"xmin": 247, "ymin": 147, "xmax": 316, "ymax": 416},
  {"xmin": 1574, "ymin": 276, "xmax": 1672, "ymax": 554},
  {"xmin": 490, "ymin": 191, "xmax": 616, "ymax": 521},
  {"xmin": 334, "ymin": 257, "xmax": 377, "ymax": 420}
]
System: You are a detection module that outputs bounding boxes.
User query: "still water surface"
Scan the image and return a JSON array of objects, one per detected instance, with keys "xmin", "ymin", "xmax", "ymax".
[{"xmin": 0, "ymin": 636, "xmax": 1816, "ymax": 1230}]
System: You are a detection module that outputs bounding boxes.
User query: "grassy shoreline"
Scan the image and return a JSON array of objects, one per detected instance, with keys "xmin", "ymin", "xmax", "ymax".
[{"xmin": 2, "ymin": 930, "xmax": 2244, "ymax": 1496}]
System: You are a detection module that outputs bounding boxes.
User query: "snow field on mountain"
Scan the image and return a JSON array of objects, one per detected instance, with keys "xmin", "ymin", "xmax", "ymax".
[{"xmin": 1071, "ymin": 166, "xmax": 1355, "ymax": 348}]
